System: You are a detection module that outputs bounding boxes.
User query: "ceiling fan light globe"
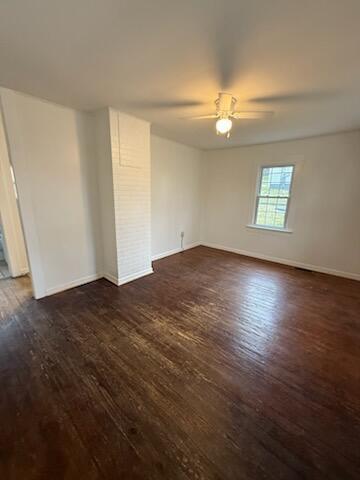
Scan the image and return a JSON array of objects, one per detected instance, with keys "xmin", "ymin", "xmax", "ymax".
[{"xmin": 216, "ymin": 118, "xmax": 232, "ymax": 134}]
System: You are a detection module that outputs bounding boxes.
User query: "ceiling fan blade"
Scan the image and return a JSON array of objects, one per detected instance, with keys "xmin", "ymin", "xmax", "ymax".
[
  {"xmin": 120, "ymin": 99, "xmax": 204, "ymax": 110},
  {"xmin": 211, "ymin": 5, "xmax": 245, "ymax": 90},
  {"xmin": 250, "ymin": 90, "xmax": 338, "ymax": 104},
  {"xmin": 214, "ymin": 36, "xmax": 237, "ymax": 91},
  {"xmin": 232, "ymin": 111, "xmax": 274, "ymax": 119},
  {"xmin": 183, "ymin": 114, "xmax": 218, "ymax": 120}
]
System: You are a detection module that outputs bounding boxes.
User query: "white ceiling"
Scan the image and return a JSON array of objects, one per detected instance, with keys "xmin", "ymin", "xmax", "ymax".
[{"xmin": 1, "ymin": 0, "xmax": 360, "ymax": 149}]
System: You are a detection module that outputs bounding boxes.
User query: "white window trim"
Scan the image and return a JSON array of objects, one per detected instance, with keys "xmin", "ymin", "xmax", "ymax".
[
  {"xmin": 246, "ymin": 224, "xmax": 293, "ymax": 233},
  {"xmin": 249, "ymin": 164, "xmax": 295, "ymax": 232}
]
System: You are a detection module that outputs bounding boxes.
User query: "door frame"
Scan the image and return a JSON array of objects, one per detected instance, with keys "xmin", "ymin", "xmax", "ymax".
[{"xmin": 0, "ymin": 105, "xmax": 29, "ymax": 278}]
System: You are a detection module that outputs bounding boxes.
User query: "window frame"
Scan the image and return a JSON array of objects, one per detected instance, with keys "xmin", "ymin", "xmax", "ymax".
[{"xmin": 252, "ymin": 164, "xmax": 295, "ymax": 231}]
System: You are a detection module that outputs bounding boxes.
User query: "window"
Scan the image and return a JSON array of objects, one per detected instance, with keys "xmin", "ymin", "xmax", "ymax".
[{"xmin": 254, "ymin": 165, "xmax": 294, "ymax": 229}]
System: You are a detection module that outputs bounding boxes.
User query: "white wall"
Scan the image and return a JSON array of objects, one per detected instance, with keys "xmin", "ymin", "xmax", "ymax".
[
  {"xmin": 1, "ymin": 86, "xmax": 358, "ymax": 297},
  {"xmin": 0, "ymin": 88, "xmax": 102, "ymax": 297},
  {"xmin": 151, "ymin": 135, "xmax": 202, "ymax": 259},
  {"xmin": 202, "ymin": 130, "xmax": 360, "ymax": 279}
]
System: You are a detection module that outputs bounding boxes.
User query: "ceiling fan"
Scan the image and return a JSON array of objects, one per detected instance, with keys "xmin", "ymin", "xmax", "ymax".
[{"xmin": 186, "ymin": 92, "xmax": 274, "ymax": 138}]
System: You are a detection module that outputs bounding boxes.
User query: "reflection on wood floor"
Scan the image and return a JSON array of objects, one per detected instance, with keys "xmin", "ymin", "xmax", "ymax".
[
  {"xmin": 0, "ymin": 246, "xmax": 359, "ymax": 479},
  {"xmin": 0, "ymin": 259, "xmax": 10, "ymax": 279}
]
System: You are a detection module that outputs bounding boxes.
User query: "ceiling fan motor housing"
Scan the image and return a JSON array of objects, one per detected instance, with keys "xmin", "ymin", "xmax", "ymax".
[{"xmin": 216, "ymin": 92, "xmax": 236, "ymax": 117}]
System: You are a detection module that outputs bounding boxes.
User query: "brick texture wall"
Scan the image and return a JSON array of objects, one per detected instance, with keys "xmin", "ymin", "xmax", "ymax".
[{"xmin": 109, "ymin": 109, "xmax": 152, "ymax": 283}]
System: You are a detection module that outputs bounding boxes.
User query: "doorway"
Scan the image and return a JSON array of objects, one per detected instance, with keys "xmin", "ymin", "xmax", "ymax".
[
  {"xmin": 0, "ymin": 216, "xmax": 11, "ymax": 278},
  {"xmin": 0, "ymin": 110, "xmax": 29, "ymax": 283}
]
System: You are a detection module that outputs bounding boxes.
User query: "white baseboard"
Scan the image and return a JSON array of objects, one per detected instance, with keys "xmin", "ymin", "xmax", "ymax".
[
  {"xmin": 152, "ymin": 242, "xmax": 201, "ymax": 261},
  {"xmin": 201, "ymin": 242, "xmax": 360, "ymax": 281},
  {"xmin": 118, "ymin": 267, "xmax": 154, "ymax": 285},
  {"xmin": 103, "ymin": 267, "xmax": 154, "ymax": 286},
  {"xmin": 45, "ymin": 273, "xmax": 103, "ymax": 296},
  {"xmin": 103, "ymin": 272, "xmax": 119, "ymax": 286},
  {"xmin": 45, "ymin": 266, "xmax": 154, "ymax": 297},
  {"xmin": 41, "ymin": 240, "xmax": 358, "ymax": 298}
]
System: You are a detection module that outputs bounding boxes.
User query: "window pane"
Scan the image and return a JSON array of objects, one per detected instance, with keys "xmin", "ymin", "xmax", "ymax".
[
  {"xmin": 256, "ymin": 165, "xmax": 293, "ymax": 228},
  {"xmin": 259, "ymin": 165, "xmax": 294, "ymax": 196},
  {"xmin": 255, "ymin": 197, "xmax": 288, "ymax": 228}
]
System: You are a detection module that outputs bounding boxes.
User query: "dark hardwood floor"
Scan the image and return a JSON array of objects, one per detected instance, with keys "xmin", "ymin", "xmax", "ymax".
[{"xmin": 0, "ymin": 246, "xmax": 359, "ymax": 479}]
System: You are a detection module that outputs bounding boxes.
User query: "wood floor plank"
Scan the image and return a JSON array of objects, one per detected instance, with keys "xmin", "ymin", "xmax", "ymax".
[{"xmin": 0, "ymin": 246, "xmax": 359, "ymax": 479}]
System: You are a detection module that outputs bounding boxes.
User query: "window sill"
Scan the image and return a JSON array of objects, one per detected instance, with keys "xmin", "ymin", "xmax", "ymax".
[{"xmin": 246, "ymin": 224, "xmax": 293, "ymax": 234}]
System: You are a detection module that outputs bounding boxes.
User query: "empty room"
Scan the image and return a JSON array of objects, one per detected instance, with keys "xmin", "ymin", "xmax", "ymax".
[{"xmin": 0, "ymin": 1, "xmax": 359, "ymax": 479}]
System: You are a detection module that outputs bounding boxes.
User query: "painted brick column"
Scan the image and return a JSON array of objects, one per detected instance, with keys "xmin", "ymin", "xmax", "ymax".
[{"xmin": 107, "ymin": 109, "xmax": 152, "ymax": 284}]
